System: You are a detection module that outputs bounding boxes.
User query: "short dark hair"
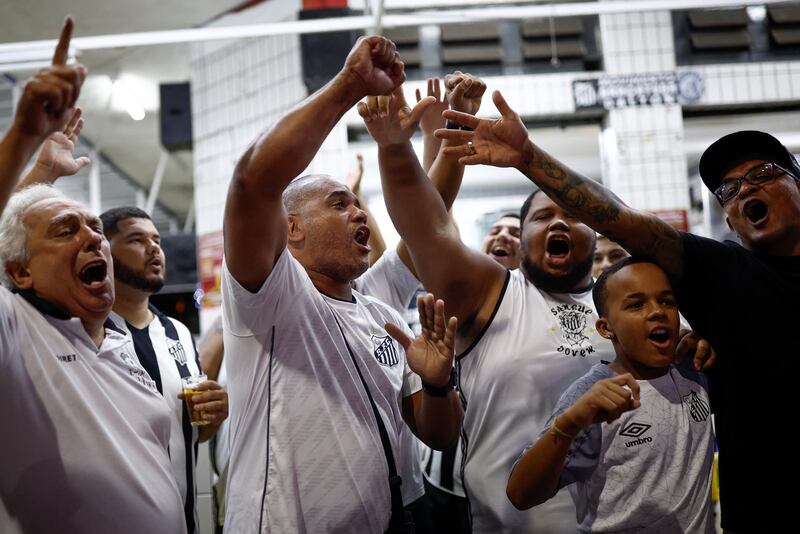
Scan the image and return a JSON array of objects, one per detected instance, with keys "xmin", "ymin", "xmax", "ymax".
[
  {"xmin": 99, "ymin": 207, "xmax": 152, "ymax": 239},
  {"xmin": 497, "ymin": 212, "xmax": 520, "ymax": 221},
  {"xmin": 519, "ymin": 188, "xmax": 543, "ymax": 223},
  {"xmin": 592, "ymin": 256, "xmax": 652, "ymax": 316}
]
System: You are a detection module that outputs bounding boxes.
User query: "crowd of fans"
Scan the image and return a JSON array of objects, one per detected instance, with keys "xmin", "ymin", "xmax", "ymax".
[{"xmin": 2, "ymin": 16, "xmax": 798, "ymax": 534}]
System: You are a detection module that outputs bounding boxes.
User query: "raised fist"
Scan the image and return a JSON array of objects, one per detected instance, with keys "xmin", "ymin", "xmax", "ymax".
[
  {"xmin": 342, "ymin": 36, "xmax": 405, "ymax": 97},
  {"xmin": 445, "ymin": 71, "xmax": 486, "ymax": 116}
]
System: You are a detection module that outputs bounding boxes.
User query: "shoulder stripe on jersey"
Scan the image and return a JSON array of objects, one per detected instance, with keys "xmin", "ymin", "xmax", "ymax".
[
  {"xmin": 456, "ymin": 270, "xmax": 511, "ymax": 361},
  {"xmin": 456, "ymin": 359, "xmax": 473, "ymax": 530},
  {"xmin": 258, "ymin": 325, "xmax": 276, "ymax": 533}
]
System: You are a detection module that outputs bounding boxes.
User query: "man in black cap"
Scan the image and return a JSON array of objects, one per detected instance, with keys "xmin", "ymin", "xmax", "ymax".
[{"xmin": 437, "ymin": 90, "xmax": 800, "ymax": 533}]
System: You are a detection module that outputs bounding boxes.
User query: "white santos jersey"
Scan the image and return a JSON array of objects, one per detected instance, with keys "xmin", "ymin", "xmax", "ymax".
[
  {"xmin": 354, "ymin": 248, "xmax": 420, "ymax": 316},
  {"xmin": 222, "ymin": 249, "xmax": 422, "ymax": 534},
  {"xmin": 109, "ymin": 308, "xmax": 202, "ymax": 533},
  {"xmin": 355, "ymin": 248, "xmax": 425, "ymax": 505},
  {"xmin": 534, "ymin": 363, "xmax": 715, "ymax": 533},
  {"xmin": 0, "ymin": 288, "xmax": 184, "ymax": 534},
  {"xmin": 458, "ymin": 269, "xmax": 614, "ymax": 533}
]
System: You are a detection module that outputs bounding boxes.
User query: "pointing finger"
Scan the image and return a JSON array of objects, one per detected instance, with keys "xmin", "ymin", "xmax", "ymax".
[{"xmin": 52, "ymin": 16, "xmax": 74, "ymax": 66}]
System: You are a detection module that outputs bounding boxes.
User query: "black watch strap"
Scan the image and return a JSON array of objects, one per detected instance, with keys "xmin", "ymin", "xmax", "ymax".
[
  {"xmin": 422, "ymin": 367, "xmax": 458, "ymax": 397},
  {"xmin": 445, "ymin": 119, "xmax": 474, "ymax": 132}
]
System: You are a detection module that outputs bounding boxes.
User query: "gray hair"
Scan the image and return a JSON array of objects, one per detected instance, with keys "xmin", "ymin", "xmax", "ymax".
[{"xmin": 0, "ymin": 184, "xmax": 67, "ymax": 288}]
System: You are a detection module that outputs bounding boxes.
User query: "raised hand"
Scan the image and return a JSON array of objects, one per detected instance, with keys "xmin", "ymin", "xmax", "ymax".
[
  {"xmin": 342, "ymin": 36, "xmax": 405, "ymax": 97},
  {"xmin": 558, "ymin": 374, "xmax": 641, "ymax": 434},
  {"xmin": 385, "ymin": 294, "xmax": 458, "ymax": 388},
  {"xmin": 435, "ymin": 90, "xmax": 533, "ymax": 169},
  {"xmin": 13, "ymin": 17, "xmax": 87, "ymax": 140},
  {"xmin": 444, "ymin": 71, "xmax": 486, "ymax": 116},
  {"xmin": 34, "ymin": 107, "xmax": 91, "ymax": 179},
  {"xmin": 357, "ymin": 86, "xmax": 434, "ymax": 146},
  {"xmin": 345, "ymin": 153, "xmax": 364, "ymax": 196},
  {"xmin": 675, "ymin": 329, "xmax": 717, "ymax": 371},
  {"xmin": 416, "ymin": 78, "xmax": 448, "ymax": 135}
]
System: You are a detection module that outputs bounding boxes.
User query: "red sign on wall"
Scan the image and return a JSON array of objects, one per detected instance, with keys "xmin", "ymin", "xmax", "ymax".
[{"xmin": 197, "ymin": 231, "xmax": 224, "ymax": 309}]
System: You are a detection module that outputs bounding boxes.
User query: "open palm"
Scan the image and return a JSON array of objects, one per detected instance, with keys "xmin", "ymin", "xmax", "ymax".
[
  {"xmin": 36, "ymin": 107, "xmax": 90, "ymax": 177},
  {"xmin": 385, "ymin": 294, "xmax": 457, "ymax": 387},
  {"xmin": 358, "ymin": 86, "xmax": 434, "ymax": 146},
  {"xmin": 435, "ymin": 90, "xmax": 533, "ymax": 169},
  {"xmin": 416, "ymin": 78, "xmax": 448, "ymax": 135}
]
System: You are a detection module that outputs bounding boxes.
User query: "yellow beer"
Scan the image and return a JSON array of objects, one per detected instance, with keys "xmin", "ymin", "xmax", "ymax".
[{"xmin": 182, "ymin": 374, "xmax": 211, "ymax": 426}]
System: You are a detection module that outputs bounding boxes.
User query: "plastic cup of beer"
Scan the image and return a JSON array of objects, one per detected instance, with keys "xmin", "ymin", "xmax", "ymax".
[{"xmin": 182, "ymin": 373, "xmax": 210, "ymax": 426}]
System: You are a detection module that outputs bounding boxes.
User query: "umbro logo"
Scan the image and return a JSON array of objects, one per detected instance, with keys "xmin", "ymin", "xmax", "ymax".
[{"xmin": 620, "ymin": 422, "xmax": 653, "ymax": 447}]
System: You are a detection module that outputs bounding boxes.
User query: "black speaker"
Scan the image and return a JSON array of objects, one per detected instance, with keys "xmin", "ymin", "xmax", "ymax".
[
  {"xmin": 159, "ymin": 82, "xmax": 193, "ymax": 151},
  {"xmin": 299, "ymin": 8, "xmax": 363, "ymax": 94}
]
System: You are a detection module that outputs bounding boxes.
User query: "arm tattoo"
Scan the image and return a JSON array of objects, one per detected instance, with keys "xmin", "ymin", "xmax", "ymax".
[
  {"xmin": 534, "ymin": 149, "xmax": 621, "ymax": 225},
  {"xmin": 527, "ymin": 144, "xmax": 683, "ymax": 279}
]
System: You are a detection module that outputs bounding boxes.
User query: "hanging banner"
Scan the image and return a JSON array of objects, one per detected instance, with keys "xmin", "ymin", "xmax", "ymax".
[{"xmin": 573, "ymin": 71, "xmax": 703, "ymax": 110}]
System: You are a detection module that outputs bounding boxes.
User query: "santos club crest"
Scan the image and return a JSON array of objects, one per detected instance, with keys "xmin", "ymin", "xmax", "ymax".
[
  {"xmin": 682, "ymin": 390, "xmax": 710, "ymax": 423},
  {"xmin": 371, "ymin": 333, "xmax": 399, "ymax": 367},
  {"xmin": 168, "ymin": 339, "xmax": 188, "ymax": 366}
]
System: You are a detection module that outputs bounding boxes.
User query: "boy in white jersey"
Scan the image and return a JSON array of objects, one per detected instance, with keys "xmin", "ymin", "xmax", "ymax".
[{"xmin": 507, "ymin": 258, "xmax": 714, "ymax": 533}]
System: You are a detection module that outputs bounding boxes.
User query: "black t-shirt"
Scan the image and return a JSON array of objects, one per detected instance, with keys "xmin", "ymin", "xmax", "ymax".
[{"xmin": 676, "ymin": 232, "xmax": 800, "ymax": 532}]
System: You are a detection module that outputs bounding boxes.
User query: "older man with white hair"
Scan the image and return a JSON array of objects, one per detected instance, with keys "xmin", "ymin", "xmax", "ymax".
[{"xmin": 0, "ymin": 17, "xmax": 184, "ymax": 534}]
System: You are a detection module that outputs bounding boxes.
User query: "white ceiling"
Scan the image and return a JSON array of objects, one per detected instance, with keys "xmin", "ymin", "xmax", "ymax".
[{"xmin": 0, "ymin": 0, "xmax": 246, "ymax": 222}]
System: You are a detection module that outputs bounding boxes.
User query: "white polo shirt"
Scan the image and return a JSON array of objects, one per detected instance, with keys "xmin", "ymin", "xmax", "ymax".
[
  {"xmin": 0, "ymin": 287, "xmax": 185, "ymax": 534},
  {"xmin": 222, "ymin": 249, "xmax": 421, "ymax": 534}
]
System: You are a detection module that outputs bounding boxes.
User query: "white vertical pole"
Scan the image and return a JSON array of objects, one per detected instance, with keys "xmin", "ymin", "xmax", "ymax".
[
  {"xmin": 145, "ymin": 150, "xmax": 169, "ymax": 215},
  {"xmin": 88, "ymin": 148, "xmax": 101, "ymax": 214}
]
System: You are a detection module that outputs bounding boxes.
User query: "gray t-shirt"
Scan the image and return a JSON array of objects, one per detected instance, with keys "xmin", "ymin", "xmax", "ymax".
[{"xmin": 524, "ymin": 363, "xmax": 715, "ymax": 533}]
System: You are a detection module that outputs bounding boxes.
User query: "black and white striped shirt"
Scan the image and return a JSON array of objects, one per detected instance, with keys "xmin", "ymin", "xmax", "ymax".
[{"xmin": 110, "ymin": 306, "xmax": 201, "ymax": 534}]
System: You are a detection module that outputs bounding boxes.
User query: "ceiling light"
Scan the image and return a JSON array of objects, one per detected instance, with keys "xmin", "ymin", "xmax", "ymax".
[{"xmin": 113, "ymin": 79, "xmax": 145, "ymax": 121}]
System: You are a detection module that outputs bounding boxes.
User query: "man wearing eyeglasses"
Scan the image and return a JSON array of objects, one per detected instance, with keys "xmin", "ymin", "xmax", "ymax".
[{"xmin": 436, "ymin": 95, "xmax": 800, "ymax": 533}]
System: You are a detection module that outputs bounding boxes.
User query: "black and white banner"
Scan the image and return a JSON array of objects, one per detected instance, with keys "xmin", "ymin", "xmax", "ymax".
[{"xmin": 573, "ymin": 71, "xmax": 703, "ymax": 110}]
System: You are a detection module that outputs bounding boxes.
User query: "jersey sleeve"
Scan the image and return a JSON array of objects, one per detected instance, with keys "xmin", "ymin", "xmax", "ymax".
[
  {"xmin": 382, "ymin": 302, "xmax": 422, "ymax": 398},
  {"xmin": 514, "ymin": 366, "xmax": 611, "ymax": 491},
  {"xmin": 400, "ymin": 316, "xmax": 422, "ymax": 398},
  {"xmin": 222, "ymin": 248, "xmax": 311, "ymax": 337},
  {"xmin": 354, "ymin": 249, "xmax": 420, "ymax": 316}
]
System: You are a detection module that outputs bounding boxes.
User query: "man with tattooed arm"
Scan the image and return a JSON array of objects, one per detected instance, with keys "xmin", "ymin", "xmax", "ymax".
[{"xmin": 438, "ymin": 90, "xmax": 800, "ymax": 533}]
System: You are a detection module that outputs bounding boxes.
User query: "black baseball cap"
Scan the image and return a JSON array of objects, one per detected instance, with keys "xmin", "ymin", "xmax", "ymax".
[{"xmin": 698, "ymin": 130, "xmax": 799, "ymax": 193}]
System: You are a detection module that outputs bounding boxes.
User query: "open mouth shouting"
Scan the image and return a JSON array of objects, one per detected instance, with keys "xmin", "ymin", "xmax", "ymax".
[
  {"xmin": 647, "ymin": 326, "xmax": 673, "ymax": 351},
  {"xmin": 77, "ymin": 258, "xmax": 109, "ymax": 289},
  {"xmin": 490, "ymin": 244, "xmax": 512, "ymax": 259},
  {"xmin": 354, "ymin": 225, "xmax": 371, "ymax": 252},
  {"xmin": 545, "ymin": 234, "xmax": 571, "ymax": 267},
  {"xmin": 742, "ymin": 198, "xmax": 769, "ymax": 227}
]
